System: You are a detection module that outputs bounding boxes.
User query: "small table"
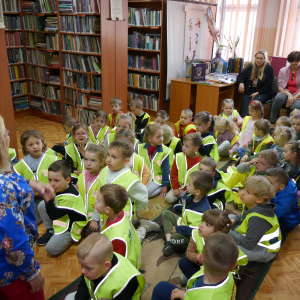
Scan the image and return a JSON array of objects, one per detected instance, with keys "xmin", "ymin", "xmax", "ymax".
[{"xmin": 169, "ymin": 77, "xmax": 239, "ymax": 122}]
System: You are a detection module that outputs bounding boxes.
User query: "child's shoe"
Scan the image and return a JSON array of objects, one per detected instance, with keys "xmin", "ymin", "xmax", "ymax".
[
  {"xmin": 36, "ymin": 229, "xmax": 54, "ymax": 246},
  {"xmin": 163, "ymin": 241, "xmax": 176, "ymax": 256},
  {"xmin": 140, "ymin": 219, "xmax": 160, "ymax": 232}
]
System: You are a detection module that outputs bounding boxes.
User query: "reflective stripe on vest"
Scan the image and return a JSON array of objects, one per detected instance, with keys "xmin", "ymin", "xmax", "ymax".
[
  {"xmin": 175, "ymin": 121, "xmax": 196, "ymax": 137},
  {"xmin": 88, "ymin": 125, "xmax": 109, "ymax": 144},
  {"xmin": 221, "ymin": 109, "xmax": 238, "ymax": 119},
  {"xmin": 252, "ymin": 135, "xmax": 274, "ymax": 155},
  {"xmin": 176, "ymin": 208, "xmax": 204, "ymax": 228},
  {"xmin": 9, "ymin": 148, "xmax": 16, "ymax": 160}
]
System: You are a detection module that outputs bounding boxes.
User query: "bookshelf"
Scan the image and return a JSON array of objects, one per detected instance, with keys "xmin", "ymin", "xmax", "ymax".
[
  {"xmin": 3, "ymin": 0, "xmax": 128, "ymax": 124},
  {"xmin": 127, "ymin": 0, "xmax": 167, "ymax": 115}
]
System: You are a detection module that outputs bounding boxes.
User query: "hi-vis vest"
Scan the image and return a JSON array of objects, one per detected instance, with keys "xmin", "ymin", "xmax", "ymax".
[
  {"xmin": 9, "ymin": 148, "xmax": 16, "ymax": 161},
  {"xmin": 78, "ymin": 171, "xmax": 100, "ymax": 221},
  {"xmin": 129, "ymin": 153, "xmax": 145, "ymax": 181},
  {"xmin": 167, "ymin": 137, "xmax": 181, "ymax": 170},
  {"xmin": 66, "ymin": 133, "xmax": 74, "ymax": 145},
  {"xmin": 215, "ymin": 130, "xmax": 240, "ymax": 160},
  {"xmin": 107, "ymin": 132, "xmax": 139, "ymax": 148},
  {"xmin": 14, "ymin": 154, "xmax": 57, "ymax": 184},
  {"xmin": 176, "ymin": 153, "xmax": 200, "ymax": 190},
  {"xmin": 108, "ymin": 113, "xmax": 121, "ymax": 131},
  {"xmin": 241, "ymin": 116, "xmax": 256, "ymax": 138},
  {"xmin": 52, "ymin": 192, "xmax": 88, "ymax": 242},
  {"xmin": 45, "ymin": 147, "xmax": 61, "ymax": 159},
  {"xmin": 185, "ymin": 267, "xmax": 236, "ymax": 300},
  {"xmin": 207, "ymin": 181, "xmax": 234, "ymax": 210},
  {"xmin": 85, "ymin": 252, "xmax": 145, "ymax": 300},
  {"xmin": 88, "ymin": 125, "xmax": 109, "ymax": 144},
  {"xmin": 175, "ymin": 121, "xmax": 196, "ymax": 138},
  {"xmin": 101, "ymin": 212, "xmax": 142, "ymax": 269},
  {"xmin": 220, "ymin": 109, "xmax": 238, "ymax": 119},
  {"xmin": 252, "ymin": 135, "xmax": 274, "ymax": 155},
  {"xmin": 135, "ymin": 113, "xmax": 151, "ymax": 133},
  {"xmin": 192, "ymin": 229, "xmax": 248, "ymax": 279},
  {"xmin": 99, "ymin": 167, "xmax": 140, "ymax": 220},
  {"xmin": 65, "ymin": 142, "xmax": 92, "ymax": 179},
  {"xmin": 198, "ymin": 135, "xmax": 220, "ymax": 162},
  {"xmin": 138, "ymin": 143, "xmax": 171, "ymax": 185},
  {"xmin": 236, "ymin": 210, "xmax": 282, "ymax": 253}
]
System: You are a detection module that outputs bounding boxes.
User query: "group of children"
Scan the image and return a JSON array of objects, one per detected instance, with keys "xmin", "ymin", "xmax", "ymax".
[{"xmin": 9, "ymin": 96, "xmax": 300, "ymax": 299}]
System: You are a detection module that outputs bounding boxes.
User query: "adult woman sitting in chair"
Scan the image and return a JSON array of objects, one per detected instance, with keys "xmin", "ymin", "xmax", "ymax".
[
  {"xmin": 270, "ymin": 51, "xmax": 300, "ymax": 128},
  {"xmin": 237, "ymin": 50, "xmax": 274, "ymax": 117}
]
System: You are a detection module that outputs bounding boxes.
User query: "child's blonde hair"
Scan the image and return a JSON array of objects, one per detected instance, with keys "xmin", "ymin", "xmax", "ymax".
[
  {"xmin": 249, "ymin": 100, "xmax": 264, "ymax": 118},
  {"xmin": 156, "ymin": 110, "xmax": 169, "ymax": 122},
  {"xmin": 93, "ymin": 110, "xmax": 107, "ymax": 122},
  {"xmin": 161, "ymin": 125, "xmax": 174, "ymax": 142},
  {"xmin": 85, "ymin": 144, "xmax": 106, "ymax": 168},
  {"xmin": 0, "ymin": 116, "xmax": 10, "ymax": 171},
  {"xmin": 20, "ymin": 129, "xmax": 47, "ymax": 155},
  {"xmin": 143, "ymin": 123, "xmax": 162, "ymax": 143},
  {"xmin": 115, "ymin": 129, "xmax": 135, "ymax": 145},
  {"xmin": 274, "ymin": 126, "xmax": 294, "ymax": 144},
  {"xmin": 276, "ymin": 116, "xmax": 291, "ymax": 127},
  {"xmin": 221, "ymin": 99, "xmax": 234, "ymax": 109},
  {"xmin": 202, "ymin": 210, "xmax": 232, "ymax": 234},
  {"xmin": 130, "ymin": 98, "xmax": 143, "ymax": 108},
  {"xmin": 183, "ymin": 132, "xmax": 202, "ymax": 148},
  {"xmin": 110, "ymin": 97, "xmax": 122, "ymax": 106},
  {"xmin": 117, "ymin": 114, "xmax": 133, "ymax": 130},
  {"xmin": 72, "ymin": 124, "xmax": 89, "ymax": 140},
  {"xmin": 214, "ymin": 115, "xmax": 237, "ymax": 135},
  {"xmin": 292, "ymin": 113, "xmax": 300, "ymax": 121},
  {"xmin": 254, "ymin": 119, "xmax": 270, "ymax": 135},
  {"xmin": 290, "ymin": 109, "xmax": 300, "ymax": 118},
  {"xmin": 181, "ymin": 109, "xmax": 193, "ymax": 118},
  {"xmin": 243, "ymin": 175, "xmax": 275, "ymax": 202}
]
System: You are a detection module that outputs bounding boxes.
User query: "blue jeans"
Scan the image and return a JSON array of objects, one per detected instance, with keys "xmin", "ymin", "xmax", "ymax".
[
  {"xmin": 237, "ymin": 147, "xmax": 246, "ymax": 158},
  {"xmin": 151, "ymin": 281, "xmax": 182, "ymax": 300},
  {"xmin": 240, "ymin": 92, "xmax": 271, "ymax": 117},
  {"xmin": 179, "ymin": 257, "xmax": 200, "ymax": 279}
]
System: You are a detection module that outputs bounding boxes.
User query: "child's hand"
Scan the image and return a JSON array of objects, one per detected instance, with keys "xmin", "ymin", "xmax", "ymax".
[
  {"xmin": 198, "ymin": 253, "xmax": 204, "ymax": 264},
  {"xmin": 171, "ymin": 289, "xmax": 185, "ymax": 300},
  {"xmin": 237, "ymin": 120, "xmax": 243, "ymax": 126},
  {"xmin": 74, "ymin": 170, "xmax": 82, "ymax": 175},
  {"xmin": 56, "ymin": 142, "xmax": 65, "ymax": 147},
  {"xmin": 171, "ymin": 226, "xmax": 177, "ymax": 234},
  {"xmin": 173, "ymin": 189, "xmax": 180, "ymax": 196},
  {"xmin": 228, "ymin": 149, "xmax": 233, "ymax": 156},
  {"xmin": 240, "ymin": 155, "xmax": 248, "ymax": 163},
  {"xmin": 89, "ymin": 220, "xmax": 99, "ymax": 231},
  {"xmin": 78, "ymin": 143, "xmax": 85, "ymax": 156},
  {"xmin": 179, "ymin": 190, "xmax": 184, "ymax": 196},
  {"xmin": 232, "ymin": 117, "xmax": 238, "ymax": 123},
  {"xmin": 243, "ymin": 143, "xmax": 248, "ymax": 149},
  {"xmin": 159, "ymin": 186, "xmax": 168, "ymax": 198},
  {"xmin": 230, "ymin": 218, "xmax": 236, "ymax": 225},
  {"xmin": 246, "ymin": 158, "xmax": 258, "ymax": 167}
]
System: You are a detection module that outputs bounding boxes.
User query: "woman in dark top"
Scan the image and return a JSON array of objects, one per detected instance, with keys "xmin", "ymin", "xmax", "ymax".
[
  {"xmin": 237, "ymin": 50, "xmax": 274, "ymax": 117},
  {"xmin": 270, "ymin": 51, "xmax": 300, "ymax": 127}
]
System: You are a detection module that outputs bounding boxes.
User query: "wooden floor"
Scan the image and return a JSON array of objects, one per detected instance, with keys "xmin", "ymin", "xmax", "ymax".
[{"xmin": 14, "ymin": 115, "xmax": 300, "ymax": 299}]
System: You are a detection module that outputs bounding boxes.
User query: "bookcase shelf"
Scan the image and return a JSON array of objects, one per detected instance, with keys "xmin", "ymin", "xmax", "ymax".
[
  {"xmin": 5, "ymin": 29, "xmax": 23, "ymax": 32},
  {"xmin": 24, "ymin": 30, "xmax": 58, "ymax": 34},
  {"xmin": 62, "ymin": 68, "xmax": 100, "ymax": 75},
  {"xmin": 27, "ymin": 63, "xmax": 60, "ymax": 69},
  {"xmin": 60, "ymin": 32, "xmax": 101, "ymax": 36},
  {"xmin": 61, "ymin": 50, "xmax": 101, "ymax": 56},
  {"xmin": 29, "ymin": 79, "xmax": 61, "ymax": 86},
  {"xmin": 128, "ymin": 48, "xmax": 160, "ymax": 53},
  {"xmin": 128, "ymin": 67, "xmax": 159, "ymax": 74},
  {"xmin": 11, "ymin": 78, "xmax": 27, "ymax": 82},
  {"xmin": 128, "ymin": 85, "xmax": 159, "ymax": 92}
]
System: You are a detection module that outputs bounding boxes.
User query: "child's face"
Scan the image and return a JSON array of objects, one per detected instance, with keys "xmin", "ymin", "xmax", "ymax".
[
  {"xmin": 283, "ymin": 144, "xmax": 295, "ymax": 162},
  {"xmin": 155, "ymin": 116, "xmax": 167, "ymax": 127},
  {"xmin": 116, "ymin": 119, "xmax": 130, "ymax": 132},
  {"xmin": 95, "ymin": 192, "xmax": 107, "ymax": 215},
  {"xmin": 180, "ymin": 113, "xmax": 191, "ymax": 126},
  {"xmin": 223, "ymin": 103, "xmax": 233, "ymax": 115},
  {"xmin": 130, "ymin": 105, "xmax": 142, "ymax": 116},
  {"xmin": 253, "ymin": 126, "xmax": 264, "ymax": 138},
  {"xmin": 215, "ymin": 124, "xmax": 226, "ymax": 134},
  {"xmin": 198, "ymin": 220, "xmax": 215, "ymax": 239},
  {"xmin": 94, "ymin": 117, "xmax": 106, "ymax": 130},
  {"xmin": 62, "ymin": 125, "xmax": 73, "ymax": 134},
  {"xmin": 291, "ymin": 118, "xmax": 300, "ymax": 133},
  {"xmin": 25, "ymin": 136, "xmax": 43, "ymax": 159},
  {"xmin": 273, "ymin": 129, "xmax": 284, "ymax": 145},
  {"xmin": 78, "ymin": 254, "xmax": 107, "ymax": 281},
  {"xmin": 111, "ymin": 103, "xmax": 121, "ymax": 115},
  {"xmin": 186, "ymin": 177, "xmax": 198, "ymax": 196},
  {"xmin": 182, "ymin": 139, "xmax": 197, "ymax": 157},
  {"xmin": 106, "ymin": 148, "xmax": 128, "ymax": 171},
  {"xmin": 249, "ymin": 107, "xmax": 260, "ymax": 119},
  {"xmin": 148, "ymin": 130, "xmax": 163, "ymax": 146},
  {"xmin": 255, "ymin": 156, "xmax": 272, "ymax": 172},
  {"xmin": 48, "ymin": 171, "xmax": 70, "ymax": 193},
  {"xmin": 84, "ymin": 151, "xmax": 102, "ymax": 175},
  {"xmin": 266, "ymin": 176, "xmax": 285, "ymax": 194},
  {"xmin": 198, "ymin": 163, "xmax": 215, "ymax": 176},
  {"xmin": 74, "ymin": 128, "xmax": 88, "ymax": 144},
  {"xmin": 239, "ymin": 187, "xmax": 264, "ymax": 209},
  {"xmin": 194, "ymin": 119, "xmax": 210, "ymax": 134}
]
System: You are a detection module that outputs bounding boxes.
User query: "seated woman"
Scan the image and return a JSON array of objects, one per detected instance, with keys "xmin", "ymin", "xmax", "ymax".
[
  {"xmin": 270, "ymin": 51, "xmax": 300, "ymax": 128},
  {"xmin": 237, "ymin": 49, "xmax": 274, "ymax": 117}
]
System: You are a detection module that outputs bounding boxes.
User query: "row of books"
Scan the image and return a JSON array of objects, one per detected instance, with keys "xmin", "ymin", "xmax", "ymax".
[
  {"xmin": 28, "ymin": 65, "xmax": 61, "ymax": 84},
  {"xmin": 5, "ymin": 32, "xmax": 23, "ymax": 47},
  {"xmin": 59, "ymin": 0, "xmax": 100, "ymax": 14},
  {"xmin": 13, "ymin": 96, "xmax": 29, "ymax": 111},
  {"xmin": 127, "ymin": 91, "xmax": 159, "ymax": 112},
  {"xmin": 9, "ymin": 64, "xmax": 26, "ymax": 80},
  {"xmin": 29, "ymin": 81, "xmax": 61, "ymax": 98},
  {"xmin": 7, "ymin": 48, "xmax": 24, "ymax": 64},
  {"xmin": 29, "ymin": 98, "xmax": 43, "ymax": 110},
  {"xmin": 45, "ymin": 17, "xmax": 58, "ymax": 31},
  {"xmin": 23, "ymin": 1, "xmax": 37, "ymax": 12},
  {"xmin": 128, "ymin": 8, "xmax": 162, "ymax": 27},
  {"xmin": 62, "ymin": 53, "xmax": 101, "ymax": 73},
  {"xmin": 2, "ymin": 0, "xmax": 20, "ymax": 12},
  {"xmin": 75, "ymin": 107, "xmax": 97, "ymax": 124},
  {"xmin": 65, "ymin": 88, "xmax": 102, "ymax": 109},
  {"xmin": 63, "ymin": 70, "xmax": 102, "ymax": 91},
  {"xmin": 128, "ymin": 73, "xmax": 159, "ymax": 91},
  {"xmin": 62, "ymin": 34, "xmax": 101, "ymax": 54},
  {"xmin": 42, "ymin": 99, "xmax": 62, "ymax": 115},
  {"xmin": 128, "ymin": 54, "xmax": 160, "ymax": 71},
  {"xmin": 26, "ymin": 49, "xmax": 49, "ymax": 66},
  {"xmin": 25, "ymin": 32, "xmax": 59, "ymax": 50},
  {"xmin": 128, "ymin": 32, "xmax": 161, "ymax": 51},
  {"xmin": 4, "ymin": 16, "xmax": 22, "ymax": 30},
  {"xmin": 60, "ymin": 15, "xmax": 100, "ymax": 34},
  {"xmin": 64, "ymin": 104, "xmax": 74, "ymax": 116},
  {"xmin": 11, "ymin": 81, "xmax": 27, "ymax": 96},
  {"xmin": 23, "ymin": 0, "xmax": 57, "ymax": 13},
  {"xmin": 23, "ymin": 15, "xmax": 45, "ymax": 31}
]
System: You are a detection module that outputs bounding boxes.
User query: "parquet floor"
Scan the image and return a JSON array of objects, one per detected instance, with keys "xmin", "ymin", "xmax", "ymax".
[{"xmin": 14, "ymin": 115, "xmax": 300, "ymax": 299}]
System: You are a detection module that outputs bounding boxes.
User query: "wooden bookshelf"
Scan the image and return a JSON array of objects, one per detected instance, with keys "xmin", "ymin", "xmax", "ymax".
[{"xmin": 127, "ymin": 0, "xmax": 168, "ymax": 115}]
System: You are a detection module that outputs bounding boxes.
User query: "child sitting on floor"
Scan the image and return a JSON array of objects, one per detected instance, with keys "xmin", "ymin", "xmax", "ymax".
[
  {"xmin": 194, "ymin": 111, "xmax": 219, "ymax": 162},
  {"xmin": 229, "ymin": 176, "xmax": 281, "ymax": 263},
  {"xmin": 291, "ymin": 113, "xmax": 300, "ymax": 140},
  {"xmin": 275, "ymin": 116, "xmax": 291, "ymax": 127},
  {"xmin": 154, "ymin": 110, "xmax": 169, "ymax": 127},
  {"xmin": 219, "ymin": 98, "xmax": 243, "ymax": 127},
  {"xmin": 37, "ymin": 161, "xmax": 87, "ymax": 255},
  {"xmin": 240, "ymin": 119, "xmax": 274, "ymax": 163},
  {"xmin": 162, "ymin": 170, "xmax": 213, "ymax": 257},
  {"xmin": 290, "ymin": 108, "xmax": 300, "ymax": 120},
  {"xmin": 174, "ymin": 109, "xmax": 196, "ymax": 142},
  {"xmin": 64, "ymin": 234, "xmax": 145, "ymax": 300},
  {"xmin": 88, "ymin": 110, "xmax": 110, "ymax": 145},
  {"xmin": 108, "ymin": 97, "xmax": 123, "ymax": 132},
  {"xmin": 151, "ymin": 232, "xmax": 239, "ymax": 300},
  {"xmin": 271, "ymin": 126, "xmax": 293, "ymax": 160},
  {"xmin": 166, "ymin": 132, "xmax": 201, "ymax": 204},
  {"xmin": 282, "ymin": 141, "xmax": 300, "ymax": 180},
  {"xmin": 266, "ymin": 168, "xmax": 300, "ymax": 232}
]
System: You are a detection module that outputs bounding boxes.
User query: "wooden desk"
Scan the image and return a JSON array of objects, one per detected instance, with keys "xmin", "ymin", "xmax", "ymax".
[{"xmin": 169, "ymin": 77, "xmax": 236, "ymax": 122}]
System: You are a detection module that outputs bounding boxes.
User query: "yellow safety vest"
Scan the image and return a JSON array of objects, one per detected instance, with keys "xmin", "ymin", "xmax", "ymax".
[
  {"xmin": 175, "ymin": 121, "xmax": 196, "ymax": 138},
  {"xmin": 198, "ymin": 135, "xmax": 219, "ymax": 162},
  {"xmin": 207, "ymin": 181, "xmax": 234, "ymax": 210},
  {"xmin": 220, "ymin": 109, "xmax": 238, "ymax": 119},
  {"xmin": 130, "ymin": 153, "xmax": 145, "ymax": 181},
  {"xmin": 252, "ymin": 135, "xmax": 274, "ymax": 155},
  {"xmin": 45, "ymin": 147, "xmax": 61, "ymax": 159},
  {"xmin": 9, "ymin": 148, "xmax": 16, "ymax": 161},
  {"xmin": 135, "ymin": 113, "xmax": 151, "ymax": 133},
  {"xmin": 167, "ymin": 137, "xmax": 181, "ymax": 170},
  {"xmin": 176, "ymin": 204, "xmax": 206, "ymax": 229},
  {"xmin": 88, "ymin": 125, "xmax": 109, "ymax": 144},
  {"xmin": 66, "ymin": 133, "xmax": 74, "ymax": 145},
  {"xmin": 108, "ymin": 113, "xmax": 121, "ymax": 131}
]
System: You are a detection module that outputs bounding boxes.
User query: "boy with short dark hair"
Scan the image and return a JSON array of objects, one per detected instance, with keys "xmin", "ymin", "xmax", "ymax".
[
  {"xmin": 266, "ymin": 168, "xmax": 300, "ymax": 231},
  {"xmin": 108, "ymin": 97, "xmax": 123, "ymax": 131},
  {"xmin": 64, "ymin": 234, "xmax": 145, "ymax": 300},
  {"xmin": 240, "ymin": 119, "xmax": 274, "ymax": 163},
  {"xmin": 151, "ymin": 232, "xmax": 239, "ymax": 300},
  {"xmin": 174, "ymin": 109, "xmax": 196, "ymax": 141},
  {"xmin": 37, "ymin": 160, "xmax": 88, "ymax": 255},
  {"xmin": 162, "ymin": 170, "xmax": 213, "ymax": 256}
]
